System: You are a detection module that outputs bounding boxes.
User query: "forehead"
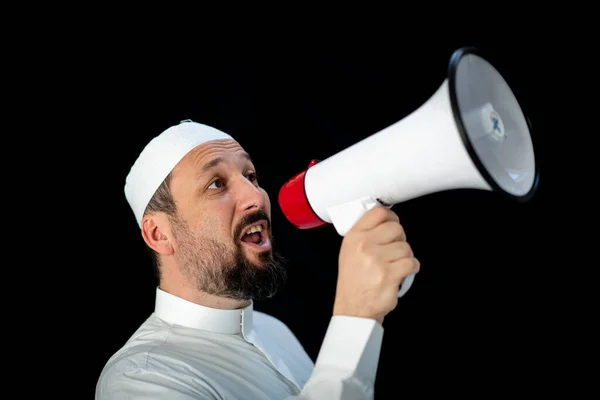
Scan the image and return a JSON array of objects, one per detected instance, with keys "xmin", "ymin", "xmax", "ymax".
[{"xmin": 174, "ymin": 139, "xmax": 251, "ymax": 175}]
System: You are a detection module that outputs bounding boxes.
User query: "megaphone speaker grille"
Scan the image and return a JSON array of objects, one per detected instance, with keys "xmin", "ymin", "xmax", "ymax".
[{"xmin": 449, "ymin": 47, "xmax": 539, "ymax": 200}]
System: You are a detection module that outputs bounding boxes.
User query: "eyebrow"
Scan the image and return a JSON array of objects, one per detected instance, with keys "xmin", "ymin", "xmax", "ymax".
[{"xmin": 200, "ymin": 152, "xmax": 253, "ymax": 174}]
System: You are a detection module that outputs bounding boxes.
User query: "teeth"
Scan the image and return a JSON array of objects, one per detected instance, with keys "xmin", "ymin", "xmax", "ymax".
[{"xmin": 245, "ymin": 225, "xmax": 262, "ymax": 235}]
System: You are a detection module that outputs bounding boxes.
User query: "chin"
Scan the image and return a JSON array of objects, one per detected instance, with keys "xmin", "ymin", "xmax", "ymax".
[{"xmin": 246, "ymin": 250, "xmax": 273, "ymax": 267}]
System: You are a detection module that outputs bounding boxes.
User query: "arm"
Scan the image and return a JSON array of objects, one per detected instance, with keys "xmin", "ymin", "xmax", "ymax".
[
  {"xmin": 287, "ymin": 315, "xmax": 383, "ymax": 400},
  {"xmin": 287, "ymin": 206, "xmax": 418, "ymax": 399}
]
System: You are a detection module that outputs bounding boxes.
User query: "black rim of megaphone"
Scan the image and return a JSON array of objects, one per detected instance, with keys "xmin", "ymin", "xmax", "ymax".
[{"xmin": 447, "ymin": 46, "xmax": 540, "ymax": 203}]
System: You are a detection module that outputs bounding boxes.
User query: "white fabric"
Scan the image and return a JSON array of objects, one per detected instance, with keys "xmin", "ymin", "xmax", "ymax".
[
  {"xmin": 95, "ymin": 288, "xmax": 384, "ymax": 399},
  {"xmin": 124, "ymin": 120, "xmax": 233, "ymax": 227}
]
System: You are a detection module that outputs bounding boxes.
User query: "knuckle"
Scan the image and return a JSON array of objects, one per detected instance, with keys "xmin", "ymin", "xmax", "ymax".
[
  {"xmin": 414, "ymin": 258, "xmax": 421, "ymax": 273},
  {"xmin": 354, "ymin": 236, "xmax": 370, "ymax": 254},
  {"xmin": 403, "ymin": 257, "xmax": 415, "ymax": 272},
  {"xmin": 363, "ymin": 251, "xmax": 378, "ymax": 267},
  {"xmin": 373, "ymin": 268, "xmax": 387, "ymax": 286},
  {"xmin": 399, "ymin": 241, "xmax": 413, "ymax": 256},
  {"xmin": 384, "ymin": 221, "xmax": 404, "ymax": 237},
  {"xmin": 395, "ymin": 257, "xmax": 416, "ymax": 278},
  {"xmin": 371, "ymin": 205, "xmax": 389, "ymax": 221},
  {"xmin": 353, "ymin": 239, "xmax": 379, "ymax": 266},
  {"xmin": 395, "ymin": 223, "xmax": 405, "ymax": 238}
]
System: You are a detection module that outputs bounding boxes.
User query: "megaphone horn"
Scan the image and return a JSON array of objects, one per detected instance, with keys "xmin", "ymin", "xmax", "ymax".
[{"xmin": 278, "ymin": 47, "xmax": 540, "ymax": 298}]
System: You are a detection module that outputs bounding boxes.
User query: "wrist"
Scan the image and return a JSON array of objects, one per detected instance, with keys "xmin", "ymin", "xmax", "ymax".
[{"xmin": 333, "ymin": 305, "xmax": 383, "ymax": 325}]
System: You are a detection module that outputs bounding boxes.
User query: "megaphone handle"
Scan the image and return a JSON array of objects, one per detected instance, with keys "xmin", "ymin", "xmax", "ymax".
[{"xmin": 327, "ymin": 196, "xmax": 416, "ymax": 298}]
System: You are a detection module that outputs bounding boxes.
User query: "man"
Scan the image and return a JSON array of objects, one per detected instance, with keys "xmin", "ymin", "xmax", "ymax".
[{"xmin": 96, "ymin": 120, "xmax": 420, "ymax": 399}]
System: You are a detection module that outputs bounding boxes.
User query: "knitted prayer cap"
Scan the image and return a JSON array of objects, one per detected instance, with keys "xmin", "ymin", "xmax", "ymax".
[{"xmin": 124, "ymin": 119, "xmax": 233, "ymax": 228}]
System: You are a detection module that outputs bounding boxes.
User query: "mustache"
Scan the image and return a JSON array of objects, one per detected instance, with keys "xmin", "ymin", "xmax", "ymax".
[{"xmin": 234, "ymin": 209, "xmax": 271, "ymax": 239}]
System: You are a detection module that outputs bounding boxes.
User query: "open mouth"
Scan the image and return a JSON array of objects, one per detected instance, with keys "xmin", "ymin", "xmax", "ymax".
[{"xmin": 240, "ymin": 221, "xmax": 269, "ymax": 247}]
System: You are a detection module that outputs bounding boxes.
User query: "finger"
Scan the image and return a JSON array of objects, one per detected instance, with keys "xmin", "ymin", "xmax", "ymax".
[
  {"xmin": 372, "ymin": 220, "xmax": 406, "ymax": 245},
  {"xmin": 390, "ymin": 257, "xmax": 420, "ymax": 282},
  {"xmin": 352, "ymin": 206, "xmax": 399, "ymax": 232},
  {"xmin": 378, "ymin": 241, "xmax": 413, "ymax": 263}
]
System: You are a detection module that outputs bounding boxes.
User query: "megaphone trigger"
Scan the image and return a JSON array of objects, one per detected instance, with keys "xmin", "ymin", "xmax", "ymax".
[
  {"xmin": 326, "ymin": 196, "xmax": 388, "ymax": 236},
  {"xmin": 326, "ymin": 196, "xmax": 416, "ymax": 298}
]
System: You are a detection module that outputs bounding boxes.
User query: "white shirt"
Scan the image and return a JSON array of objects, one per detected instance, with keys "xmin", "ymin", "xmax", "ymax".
[{"xmin": 95, "ymin": 288, "xmax": 384, "ymax": 399}]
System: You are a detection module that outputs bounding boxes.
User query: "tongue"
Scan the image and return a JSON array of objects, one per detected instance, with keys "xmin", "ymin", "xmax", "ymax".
[{"xmin": 241, "ymin": 232, "xmax": 261, "ymax": 244}]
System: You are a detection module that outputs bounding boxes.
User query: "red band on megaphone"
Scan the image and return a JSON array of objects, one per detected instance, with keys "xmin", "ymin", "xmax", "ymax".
[{"xmin": 278, "ymin": 160, "xmax": 327, "ymax": 229}]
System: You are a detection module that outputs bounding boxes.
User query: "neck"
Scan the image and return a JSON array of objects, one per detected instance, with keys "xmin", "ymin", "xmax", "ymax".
[{"xmin": 159, "ymin": 280, "xmax": 251, "ymax": 310}]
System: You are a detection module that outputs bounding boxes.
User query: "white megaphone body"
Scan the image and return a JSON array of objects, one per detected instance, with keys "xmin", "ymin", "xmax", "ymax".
[{"xmin": 278, "ymin": 47, "xmax": 539, "ymax": 298}]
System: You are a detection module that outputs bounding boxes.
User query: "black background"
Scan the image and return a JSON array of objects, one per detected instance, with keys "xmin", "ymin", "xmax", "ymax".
[{"xmin": 33, "ymin": 32, "xmax": 555, "ymax": 398}]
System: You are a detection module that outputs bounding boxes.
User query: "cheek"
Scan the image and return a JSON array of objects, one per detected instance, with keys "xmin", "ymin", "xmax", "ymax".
[
  {"xmin": 201, "ymin": 213, "xmax": 226, "ymax": 234},
  {"xmin": 199, "ymin": 204, "xmax": 235, "ymax": 237},
  {"xmin": 262, "ymin": 190, "xmax": 272, "ymax": 211}
]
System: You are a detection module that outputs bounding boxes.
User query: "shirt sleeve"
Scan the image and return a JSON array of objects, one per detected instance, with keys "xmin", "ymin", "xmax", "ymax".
[{"xmin": 287, "ymin": 315, "xmax": 384, "ymax": 400}]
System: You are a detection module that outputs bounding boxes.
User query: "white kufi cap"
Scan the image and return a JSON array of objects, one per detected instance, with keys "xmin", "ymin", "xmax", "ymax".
[{"xmin": 125, "ymin": 120, "xmax": 233, "ymax": 228}]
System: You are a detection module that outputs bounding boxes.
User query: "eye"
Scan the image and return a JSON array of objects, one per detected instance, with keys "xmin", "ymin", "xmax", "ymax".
[
  {"xmin": 246, "ymin": 171, "xmax": 258, "ymax": 183},
  {"xmin": 208, "ymin": 178, "xmax": 225, "ymax": 190}
]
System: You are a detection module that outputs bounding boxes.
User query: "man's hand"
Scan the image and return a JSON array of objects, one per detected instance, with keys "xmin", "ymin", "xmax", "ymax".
[{"xmin": 333, "ymin": 206, "xmax": 420, "ymax": 325}]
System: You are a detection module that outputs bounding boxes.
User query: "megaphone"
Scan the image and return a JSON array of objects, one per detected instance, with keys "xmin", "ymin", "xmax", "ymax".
[{"xmin": 278, "ymin": 47, "xmax": 539, "ymax": 298}]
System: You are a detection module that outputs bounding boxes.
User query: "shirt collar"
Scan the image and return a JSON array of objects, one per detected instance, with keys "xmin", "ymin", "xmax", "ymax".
[{"xmin": 153, "ymin": 287, "xmax": 253, "ymax": 336}]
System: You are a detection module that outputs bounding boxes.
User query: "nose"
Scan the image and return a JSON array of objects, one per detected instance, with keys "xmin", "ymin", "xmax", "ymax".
[{"xmin": 236, "ymin": 175, "xmax": 265, "ymax": 212}]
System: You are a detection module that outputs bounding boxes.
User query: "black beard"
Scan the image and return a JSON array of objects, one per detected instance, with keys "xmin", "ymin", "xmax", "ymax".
[
  {"xmin": 171, "ymin": 210, "xmax": 288, "ymax": 301},
  {"xmin": 216, "ymin": 241, "xmax": 287, "ymax": 301}
]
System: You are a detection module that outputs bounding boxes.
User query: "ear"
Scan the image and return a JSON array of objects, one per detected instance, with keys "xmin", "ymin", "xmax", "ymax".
[{"xmin": 141, "ymin": 213, "xmax": 175, "ymax": 256}]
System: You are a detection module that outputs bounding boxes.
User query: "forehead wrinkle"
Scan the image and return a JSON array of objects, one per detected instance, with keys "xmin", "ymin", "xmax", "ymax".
[
  {"xmin": 189, "ymin": 140, "xmax": 237, "ymax": 165},
  {"xmin": 179, "ymin": 142, "xmax": 253, "ymax": 182},
  {"xmin": 198, "ymin": 153, "xmax": 253, "ymax": 178},
  {"xmin": 168, "ymin": 141, "xmax": 221, "ymax": 186}
]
